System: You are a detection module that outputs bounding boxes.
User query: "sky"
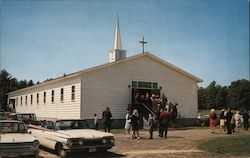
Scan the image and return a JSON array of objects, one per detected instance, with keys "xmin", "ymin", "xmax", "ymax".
[{"xmin": 0, "ymin": 0, "xmax": 249, "ymax": 87}]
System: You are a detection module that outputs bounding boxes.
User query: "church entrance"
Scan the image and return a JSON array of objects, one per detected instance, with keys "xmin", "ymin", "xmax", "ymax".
[
  {"xmin": 132, "ymin": 88, "xmax": 160, "ymax": 104},
  {"xmin": 130, "ymin": 81, "xmax": 160, "ymax": 116}
]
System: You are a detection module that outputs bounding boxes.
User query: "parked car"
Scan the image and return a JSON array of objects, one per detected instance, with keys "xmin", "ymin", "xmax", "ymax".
[
  {"xmin": 28, "ymin": 119, "xmax": 115, "ymax": 157},
  {"xmin": 0, "ymin": 112, "xmax": 10, "ymax": 120},
  {"xmin": 197, "ymin": 114, "xmax": 210, "ymax": 126},
  {"xmin": 0, "ymin": 120, "xmax": 39, "ymax": 158},
  {"xmin": 9, "ymin": 113, "xmax": 41, "ymax": 125}
]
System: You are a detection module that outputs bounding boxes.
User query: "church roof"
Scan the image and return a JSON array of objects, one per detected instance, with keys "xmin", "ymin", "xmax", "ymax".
[
  {"xmin": 8, "ymin": 52, "xmax": 202, "ymax": 95},
  {"xmin": 76, "ymin": 52, "xmax": 203, "ymax": 82}
]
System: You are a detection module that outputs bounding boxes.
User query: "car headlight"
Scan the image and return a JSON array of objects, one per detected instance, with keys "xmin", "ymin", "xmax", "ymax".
[
  {"xmin": 33, "ymin": 140, "xmax": 39, "ymax": 148},
  {"xmin": 102, "ymin": 139, "xmax": 108, "ymax": 144},
  {"xmin": 78, "ymin": 140, "xmax": 83, "ymax": 145},
  {"xmin": 66, "ymin": 140, "xmax": 73, "ymax": 147},
  {"xmin": 110, "ymin": 138, "xmax": 115, "ymax": 144},
  {"xmin": 102, "ymin": 138, "xmax": 115, "ymax": 144}
]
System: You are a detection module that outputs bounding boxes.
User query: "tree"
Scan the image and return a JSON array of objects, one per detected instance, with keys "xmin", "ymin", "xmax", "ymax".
[
  {"xmin": 215, "ymin": 86, "xmax": 228, "ymax": 109},
  {"xmin": 227, "ymin": 79, "xmax": 250, "ymax": 110},
  {"xmin": 205, "ymin": 81, "xmax": 218, "ymax": 109},
  {"xmin": 0, "ymin": 69, "xmax": 36, "ymax": 111},
  {"xmin": 198, "ymin": 87, "xmax": 207, "ymax": 109},
  {"xmin": 0, "ymin": 70, "xmax": 12, "ymax": 110}
]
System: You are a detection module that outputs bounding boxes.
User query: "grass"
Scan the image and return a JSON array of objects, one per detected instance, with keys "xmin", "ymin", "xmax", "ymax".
[{"xmin": 197, "ymin": 135, "xmax": 250, "ymax": 156}]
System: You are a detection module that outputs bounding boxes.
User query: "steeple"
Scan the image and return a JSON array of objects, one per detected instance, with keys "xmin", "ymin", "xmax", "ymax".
[
  {"xmin": 109, "ymin": 16, "xmax": 126, "ymax": 62},
  {"xmin": 114, "ymin": 17, "xmax": 122, "ymax": 50}
]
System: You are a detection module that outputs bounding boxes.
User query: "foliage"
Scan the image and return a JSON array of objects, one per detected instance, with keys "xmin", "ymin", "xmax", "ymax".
[
  {"xmin": 198, "ymin": 80, "xmax": 250, "ymax": 110},
  {"xmin": 0, "ymin": 69, "xmax": 34, "ymax": 110},
  {"xmin": 197, "ymin": 136, "xmax": 250, "ymax": 156}
]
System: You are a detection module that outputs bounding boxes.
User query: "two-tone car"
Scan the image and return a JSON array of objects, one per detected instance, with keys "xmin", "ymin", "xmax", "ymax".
[
  {"xmin": 0, "ymin": 120, "xmax": 39, "ymax": 158},
  {"xmin": 28, "ymin": 119, "xmax": 115, "ymax": 157}
]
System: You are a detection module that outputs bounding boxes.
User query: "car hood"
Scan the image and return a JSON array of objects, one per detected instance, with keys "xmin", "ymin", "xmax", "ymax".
[
  {"xmin": 0, "ymin": 133, "xmax": 36, "ymax": 143},
  {"xmin": 57, "ymin": 129, "xmax": 114, "ymax": 139}
]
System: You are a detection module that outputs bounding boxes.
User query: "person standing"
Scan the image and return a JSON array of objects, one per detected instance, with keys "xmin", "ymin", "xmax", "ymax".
[
  {"xmin": 93, "ymin": 113, "xmax": 99, "ymax": 130},
  {"xmin": 171, "ymin": 103, "xmax": 178, "ymax": 128},
  {"xmin": 148, "ymin": 113, "xmax": 155, "ymax": 139},
  {"xmin": 102, "ymin": 107, "xmax": 112, "ymax": 132},
  {"xmin": 243, "ymin": 110, "xmax": 249, "ymax": 131},
  {"xmin": 225, "ymin": 108, "xmax": 233, "ymax": 134},
  {"xmin": 124, "ymin": 108, "xmax": 132, "ymax": 138},
  {"xmin": 219, "ymin": 109, "xmax": 225, "ymax": 132},
  {"xmin": 209, "ymin": 109, "xmax": 217, "ymax": 133},
  {"xmin": 234, "ymin": 111, "xmax": 241, "ymax": 132},
  {"xmin": 159, "ymin": 108, "xmax": 171, "ymax": 138},
  {"xmin": 131, "ymin": 109, "xmax": 140, "ymax": 139}
]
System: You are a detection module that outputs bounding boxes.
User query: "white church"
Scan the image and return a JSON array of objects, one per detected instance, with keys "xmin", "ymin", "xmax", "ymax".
[{"xmin": 8, "ymin": 18, "xmax": 202, "ymax": 126}]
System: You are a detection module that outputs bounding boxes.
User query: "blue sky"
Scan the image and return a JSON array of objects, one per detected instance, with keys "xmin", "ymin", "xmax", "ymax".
[{"xmin": 0, "ymin": 0, "xmax": 249, "ymax": 87}]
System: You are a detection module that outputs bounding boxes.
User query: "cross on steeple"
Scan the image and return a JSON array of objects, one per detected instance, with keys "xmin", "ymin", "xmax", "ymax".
[{"xmin": 139, "ymin": 36, "xmax": 147, "ymax": 53}]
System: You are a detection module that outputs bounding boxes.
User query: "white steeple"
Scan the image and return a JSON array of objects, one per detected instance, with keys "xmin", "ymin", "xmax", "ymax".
[
  {"xmin": 109, "ymin": 16, "xmax": 126, "ymax": 62},
  {"xmin": 114, "ymin": 17, "xmax": 122, "ymax": 50}
]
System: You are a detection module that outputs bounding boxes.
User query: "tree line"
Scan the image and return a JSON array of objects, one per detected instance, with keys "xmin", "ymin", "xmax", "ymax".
[
  {"xmin": 198, "ymin": 80, "xmax": 250, "ymax": 110},
  {"xmin": 0, "ymin": 69, "xmax": 34, "ymax": 110}
]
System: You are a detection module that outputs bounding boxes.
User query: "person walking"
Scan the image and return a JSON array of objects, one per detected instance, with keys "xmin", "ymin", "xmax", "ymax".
[
  {"xmin": 225, "ymin": 108, "xmax": 233, "ymax": 134},
  {"xmin": 209, "ymin": 109, "xmax": 217, "ymax": 133},
  {"xmin": 93, "ymin": 113, "xmax": 99, "ymax": 130},
  {"xmin": 243, "ymin": 110, "xmax": 249, "ymax": 131},
  {"xmin": 124, "ymin": 108, "xmax": 132, "ymax": 138},
  {"xmin": 148, "ymin": 113, "xmax": 155, "ymax": 139},
  {"xmin": 102, "ymin": 107, "xmax": 113, "ymax": 132},
  {"xmin": 131, "ymin": 109, "xmax": 140, "ymax": 139}
]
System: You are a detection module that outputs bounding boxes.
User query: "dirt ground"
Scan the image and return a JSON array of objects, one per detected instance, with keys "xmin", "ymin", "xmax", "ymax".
[
  {"xmin": 111, "ymin": 128, "xmax": 250, "ymax": 158},
  {"xmin": 39, "ymin": 128, "xmax": 250, "ymax": 158}
]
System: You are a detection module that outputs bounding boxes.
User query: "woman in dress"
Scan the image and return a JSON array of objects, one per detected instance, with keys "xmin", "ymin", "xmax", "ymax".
[
  {"xmin": 131, "ymin": 109, "xmax": 140, "ymax": 139},
  {"xmin": 209, "ymin": 109, "xmax": 217, "ymax": 133},
  {"xmin": 124, "ymin": 108, "xmax": 132, "ymax": 138}
]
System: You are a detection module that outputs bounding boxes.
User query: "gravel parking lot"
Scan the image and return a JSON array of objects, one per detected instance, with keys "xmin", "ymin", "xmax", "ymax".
[{"xmin": 38, "ymin": 128, "xmax": 250, "ymax": 158}]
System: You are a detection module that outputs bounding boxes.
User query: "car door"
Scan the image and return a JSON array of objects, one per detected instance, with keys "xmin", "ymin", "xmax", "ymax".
[{"xmin": 31, "ymin": 121, "xmax": 57, "ymax": 150}]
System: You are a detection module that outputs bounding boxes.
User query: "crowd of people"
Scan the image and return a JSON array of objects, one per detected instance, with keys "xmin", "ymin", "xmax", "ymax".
[
  {"xmin": 207, "ymin": 108, "xmax": 249, "ymax": 134},
  {"xmin": 125, "ymin": 93, "xmax": 178, "ymax": 139},
  {"xmin": 94, "ymin": 93, "xmax": 179, "ymax": 140}
]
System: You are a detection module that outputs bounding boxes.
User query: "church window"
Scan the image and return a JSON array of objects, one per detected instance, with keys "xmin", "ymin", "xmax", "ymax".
[
  {"xmin": 31, "ymin": 94, "xmax": 33, "ymax": 105},
  {"xmin": 21, "ymin": 96, "xmax": 22, "ymax": 106},
  {"xmin": 44, "ymin": 92, "xmax": 46, "ymax": 103},
  {"xmin": 51, "ymin": 90, "xmax": 54, "ymax": 103},
  {"xmin": 25, "ymin": 95, "xmax": 27, "ymax": 106},
  {"xmin": 71, "ymin": 86, "xmax": 75, "ymax": 101},
  {"xmin": 60, "ymin": 88, "xmax": 64, "ymax": 102},
  {"xmin": 132, "ymin": 81, "xmax": 158, "ymax": 89},
  {"xmin": 37, "ymin": 93, "xmax": 39, "ymax": 104}
]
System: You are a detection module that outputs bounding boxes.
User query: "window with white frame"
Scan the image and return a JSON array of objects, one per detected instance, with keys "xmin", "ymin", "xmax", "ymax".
[
  {"xmin": 71, "ymin": 86, "xmax": 75, "ymax": 101},
  {"xmin": 51, "ymin": 90, "xmax": 54, "ymax": 103}
]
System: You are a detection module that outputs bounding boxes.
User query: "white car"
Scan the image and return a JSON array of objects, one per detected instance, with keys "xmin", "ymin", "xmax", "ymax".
[
  {"xmin": 28, "ymin": 119, "xmax": 115, "ymax": 157},
  {"xmin": 0, "ymin": 120, "xmax": 39, "ymax": 158}
]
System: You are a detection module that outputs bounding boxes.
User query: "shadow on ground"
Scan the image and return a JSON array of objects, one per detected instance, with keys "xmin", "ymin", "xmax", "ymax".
[{"xmin": 66, "ymin": 152, "xmax": 125, "ymax": 158}]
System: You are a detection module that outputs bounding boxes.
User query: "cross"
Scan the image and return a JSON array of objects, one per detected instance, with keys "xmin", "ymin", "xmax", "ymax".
[{"xmin": 139, "ymin": 36, "xmax": 147, "ymax": 53}]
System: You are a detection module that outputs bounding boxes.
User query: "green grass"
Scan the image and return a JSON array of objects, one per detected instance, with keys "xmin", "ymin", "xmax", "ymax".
[{"xmin": 197, "ymin": 135, "xmax": 250, "ymax": 156}]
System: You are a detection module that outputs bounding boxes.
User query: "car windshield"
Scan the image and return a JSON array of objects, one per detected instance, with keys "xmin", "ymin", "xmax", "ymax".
[
  {"xmin": 17, "ymin": 114, "xmax": 36, "ymax": 121},
  {"xmin": 55, "ymin": 120, "xmax": 90, "ymax": 130},
  {"xmin": 0, "ymin": 122, "xmax": 27, "ymax": 133}
]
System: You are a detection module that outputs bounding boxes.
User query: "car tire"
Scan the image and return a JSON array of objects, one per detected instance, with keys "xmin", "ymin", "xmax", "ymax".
[{"xmin": 56, "ymin": 143, "xmax": 67, "ymax": 158}]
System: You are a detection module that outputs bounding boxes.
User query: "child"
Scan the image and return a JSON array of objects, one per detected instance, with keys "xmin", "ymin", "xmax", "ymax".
[{"xmin": 148, "ymin": 113, "xmax": 155, "ymax": 139}]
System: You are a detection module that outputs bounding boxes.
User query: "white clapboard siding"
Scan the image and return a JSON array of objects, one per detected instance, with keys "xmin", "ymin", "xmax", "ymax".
[
  {"xmin": 81, "ymin": 55, "xmax": 198, "ymax": 119},
  {"xmin": 8, "ymin": 77, "xmax": 81, "ymax": 120}
]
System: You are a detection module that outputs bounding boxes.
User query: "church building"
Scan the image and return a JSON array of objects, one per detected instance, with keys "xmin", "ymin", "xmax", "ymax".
[{"xmin": 8, "ymin": 18, "xmax": 202, "ymax": 126}]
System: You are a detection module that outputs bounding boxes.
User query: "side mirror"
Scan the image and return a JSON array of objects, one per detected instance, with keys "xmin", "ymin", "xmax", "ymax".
[{"xmin": 29, "ymin": 131, "xmax": 32, "ymax": 134}]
